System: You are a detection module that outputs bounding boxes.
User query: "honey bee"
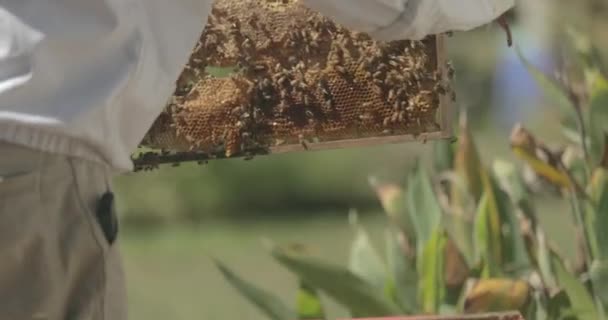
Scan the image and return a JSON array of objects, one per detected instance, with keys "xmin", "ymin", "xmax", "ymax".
[
  {"xmin": 277, "ymin": 75, "xmax": 289, "ymax": 86},
  {"xmin": 388, "ymin": 58, "xmax": 400, "ymax": 68},
  {"xmin": 383, "ymin": 116, "xmax": 391, "ymax": 127},
  {"xmin": 274, "ymin": 63, "xmax": 283, "ymax": 72},
  {"xmin": 253, "ymin": 64, "xmax": 267, "ymax": 72},
  {"xmin": 391, "ymin": 112, "xmax": 399, "ymax": 123},
  {"xmin": 242, "ymin": 37, "xmax": 253, "ymax": 50},
  {"xmin": 434, "ymin": 83, "xmax": 447, "ymax": 95},
  {"xmin": 279, "ymin": 88, "xmax": 289, "ymax": 99},
  {"xmin": 303, "ymin": 95, "xmax": 311, "ymax": 106},
  {"xmin": 319, "ymin": 78, "xmax": 331, "ymax": 96},
  {"xmin": 278, "ymin": 101, "xmax": 289, "ymax": 113},
  {"xmin": 334, "ymin": 65, "xmax": 347, "ymax": 76},
  {"xmin": 231, "ymin": 106, "xmax": 244, "ymax": 115},
  {"xmin": 447, "ymin": 61, "xmax": 455, "ymax": 79},
  {"xmin": 359, "ymin": 113, "xmax": 373, "ymax": 121},
  {"xmin": 253, "ymin": 108, "xmax": 262, "ymax": 120},
  {"xmin": 393, "ymin": 100, "xmax": 400, "ymax": 111}
]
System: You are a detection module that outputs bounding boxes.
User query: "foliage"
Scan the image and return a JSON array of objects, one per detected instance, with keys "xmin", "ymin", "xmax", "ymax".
[{"xmin": 214, "ymin": 29, "xmax": 608, "ymax": 320}]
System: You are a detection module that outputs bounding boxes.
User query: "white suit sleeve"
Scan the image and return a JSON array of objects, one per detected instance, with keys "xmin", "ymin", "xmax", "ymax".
[{"xmin": 301, "ymin": 0, "xmax": 515, "ymax": 41}]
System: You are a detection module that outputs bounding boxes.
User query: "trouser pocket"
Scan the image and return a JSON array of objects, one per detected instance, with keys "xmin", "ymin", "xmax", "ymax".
[{"xmin": 95, "ymin": 191, "xmax": 119, "ymax": 245}]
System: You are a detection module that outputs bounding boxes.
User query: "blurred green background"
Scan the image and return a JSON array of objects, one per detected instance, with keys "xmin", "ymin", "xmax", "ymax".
[{"xmin": 114, "ymin": 2, "xmax": 608, "ymax": 319}]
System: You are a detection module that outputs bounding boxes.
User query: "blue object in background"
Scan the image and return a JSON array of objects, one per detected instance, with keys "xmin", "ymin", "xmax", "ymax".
[{"xmin": 491, "ymin": 25, "xmax": 553, "ymax": 132}]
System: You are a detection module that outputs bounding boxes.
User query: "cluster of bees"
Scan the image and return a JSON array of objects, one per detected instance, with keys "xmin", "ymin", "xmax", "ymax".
[{"xmin": 140, "ymin": 0, "xmax": 453, "ymax": 162}]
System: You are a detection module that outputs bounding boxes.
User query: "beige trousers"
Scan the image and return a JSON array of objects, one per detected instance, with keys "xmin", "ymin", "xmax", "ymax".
[{"xmin": 0, "ymin": 142, "xmax": 127, "ymax": 320}]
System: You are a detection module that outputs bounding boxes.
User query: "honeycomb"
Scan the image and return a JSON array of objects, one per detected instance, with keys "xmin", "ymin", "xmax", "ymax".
[{"xmin": 140, "ymin": 0, "xmax": 453, "ymax": 162}]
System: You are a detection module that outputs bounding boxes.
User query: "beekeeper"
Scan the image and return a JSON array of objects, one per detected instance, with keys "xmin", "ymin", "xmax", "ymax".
[{"xmin": 0, "ymin": 1, "xmax": 513, "ymax": 319}]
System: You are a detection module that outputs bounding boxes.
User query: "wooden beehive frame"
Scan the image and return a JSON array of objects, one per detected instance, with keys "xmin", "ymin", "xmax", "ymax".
[
  {"xmin": 265, "ymin": 35, "xmax": 453, "ymax": 155},
  {"xmin": 133, "ymin": 34, "xmax": 454, "ymax": 171}
]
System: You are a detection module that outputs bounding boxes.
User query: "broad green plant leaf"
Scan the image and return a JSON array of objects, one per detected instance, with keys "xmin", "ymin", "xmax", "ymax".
[
  {"xmin": 564, "ymin": 27, "xmax": 606, "ymax": 75},
  {"xmin": 442, "ymin": 213, "xmax": 475, "ymax": 269},
  {"xmin": 348, "ymin": 217, "xmax": 388, "ymax": 291},
  {"xmin": 215, "ymin": 260, "xmax": 296, "ymax": 320},
  {"xmin": 551, "ymin": 252, "xmax": 599, "ymax": 320},
  {"xmin": 443, "ymin": 236, "xmax": 470, "ymax": 294},
  {"xmin": 270, "ymin": 245, "xmax": 402, "ymax": 317},
  {"xmin": 385, "ymin": 228, "xmax": 417, "ymax": 313},
  {"xmin": 369, "ymin": 178, "xmax": 415, "ymax": 241},
  {"xmin": 589, "ymin": 169, "xmax": 608, "ymax": 259},
  {"xmin": 474, "ymin": 190, "xmax": 502, "ymax": 278},
  {"xmin": 547, "ymin": 290, "xmax": 574, "ymax": 320},
  {"xmin": 433, "ymin": 138, "xmax": 455, "ymax": 173},
  {"xmin": 418, "ymin": 229, "xmax": 447, "ymax": 314},
  {"xmin": 297, "ymin": 281, "xmax": 325, "ymax": 320},
  {"xmin": 453, "ymin": 112, "xmax": 483, "ymax": 202},
  {"xmin": 407, "ymin": 164, "xmax": 443, "ymax": 256},
  {"xmin": 486, "ymin": 170, "xmax": 530, "ymax": 274},
  {"xmin": 587, "ymin": 72, "xmax": 608, "ymax": 166},
  {"xmin": 536, "ymin": 230, "xmax": 557, "ymax": 290}
]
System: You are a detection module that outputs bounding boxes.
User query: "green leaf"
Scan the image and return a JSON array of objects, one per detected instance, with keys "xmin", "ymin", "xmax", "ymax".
[
  {"xmin": 348, "ymin": 220, "xmax": 388, "ymax": 290},
  {"xmin": 487, "ymin": 170, "xmax": 530, "ymax": 274},
  {"xmin": 590, "ymin": 260, "xmax": 608, "ymax": 313},
  {"xmin": 588, "ymin": 72, "xmax": 608, "ymax": 167},
  {"xmin": 564, "ymin": 27, "xmax": 607, "ymax": 78},
  {"xmin": 442, "ymin": 213, "xmax": 475, "ymax": 268},
  {"xmin": 492, "ymin": 159, "xmax": 528, "ymax": 207},
  {"xmin": 550, "ymin": 252, "xmax": 599, "ymax": 320},
  {"xmin": 547, "ymin": 290, "xmax": 574, "ymax": 320},
  {"xmin": 369, "ymin": 178, "xmax": 415, "ymax": 242},
  {"xmin": 297, "ymin": 281, "xmax": 325, "ymax": 320},
  {"xmin": 527, "ymin": 291, "xmax": 548, "ymax": 320},
  {"xmin": 215, "ymin": 260, "xmax": 296, "ymax": 320},
  {"xmin": 433, "ymin": 139, "xmax": 455, "ymax": 173},
  {"xmin": 454, "ymin": 112, "xmax": 483, "ymax": 202},
  {"xmin": 474, "ymin": 190, "xmax": 502, "ymax": 278},
  {"xmin": 493, "ymin": 159, "xmax": 538, "ymax": 234},
  {"xmin": 407, "ymin": 164, "xmax": 443, "ymax": 256},
  {"xmin": 418, "ymin": 229, "xmax": 447, "ymax": 314},
  {"xmin": 590, "ymin": 169, "xmax": 608, "ymax": 259},
  {"xmin": 270, "ymin": 245, "xmax": 402, "ymax": 317},
  {"xmin": 537, "ymin": 230, "xmax": 557, "ymax": 290},
  {"xmin": 385, "ymin": 228, "xmax": 417, "ymax": 313},
  {"xmin": 516, "ymin": 47, "xmax": 578, "ymax": 133}
]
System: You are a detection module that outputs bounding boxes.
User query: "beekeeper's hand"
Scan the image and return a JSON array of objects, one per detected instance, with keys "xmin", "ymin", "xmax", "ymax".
[{"xmin": 301, "ymin": 0, "xmax": 514, "ymax": 41}]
